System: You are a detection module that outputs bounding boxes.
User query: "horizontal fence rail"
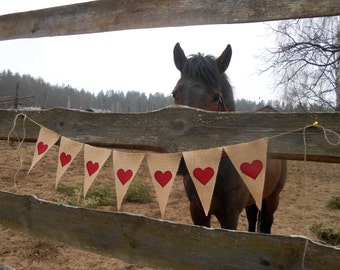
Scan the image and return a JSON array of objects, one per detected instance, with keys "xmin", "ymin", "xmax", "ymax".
[
  {"xmin": 1, "ymin": 107, "xmax": 340, "ymax": 163},
  {"xmin": 0, "ymin": 190, "xmax": 338, "ymax": 270},
  {"xmin": 1, "ymin": 0, "xmax": 340, "ymax": 40}
]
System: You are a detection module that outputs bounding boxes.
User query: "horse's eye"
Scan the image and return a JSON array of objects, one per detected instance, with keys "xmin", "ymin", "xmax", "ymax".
[{"xmin": 172, "ymin": 91, "xmax": 176, "ymax": 99}]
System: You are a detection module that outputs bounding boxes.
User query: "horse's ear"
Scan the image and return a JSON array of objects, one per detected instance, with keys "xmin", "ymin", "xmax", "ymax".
[
  {"xmin": 174, "ymin": 43, "xmax": 187, "ymax": 72},
  {"xmin": 216, "ymin": 44, "xmax": 232, "ymax": 73}
]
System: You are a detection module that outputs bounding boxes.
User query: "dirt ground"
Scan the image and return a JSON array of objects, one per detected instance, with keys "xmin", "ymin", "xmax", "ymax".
[{"xmin": 0, "ymin": 141, "xmax": 339, "ymax": 269}]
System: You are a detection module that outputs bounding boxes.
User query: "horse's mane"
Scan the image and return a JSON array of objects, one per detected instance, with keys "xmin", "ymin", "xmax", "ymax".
[
  {"xmin": 183, "ymin": 53, "xmax": 235, "ymax": 111},
  {"xmin": 182, "ymin": 54, "xmax": 220, "ymax": 88}
]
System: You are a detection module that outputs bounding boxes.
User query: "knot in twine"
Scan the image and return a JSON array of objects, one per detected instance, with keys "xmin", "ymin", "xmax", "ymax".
[
  {"xmin": 270, "ymin": 121, "xmax": 340, "ymax": 161},
  {"xmin": 303, "ymin": 122, "xmax": 340, "ymax": 161}
]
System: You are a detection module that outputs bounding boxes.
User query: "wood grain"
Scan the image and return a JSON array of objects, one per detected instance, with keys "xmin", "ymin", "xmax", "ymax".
[
  {"xmin": 1, "ymin": 107, "xmax": 339, "ymax": 163},
  {"xmin": 0, "ymin": 190, "xmax": 338, "ymax": 269},
  {"xmin": 1, "ymin": 0, "xmax": 340, "ymax": 40}
]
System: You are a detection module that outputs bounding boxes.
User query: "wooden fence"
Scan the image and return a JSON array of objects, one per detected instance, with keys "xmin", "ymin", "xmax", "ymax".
[
  {"xmin": 1, "ymin": 0, "xmax": 340, "ymax": 40},
  {"xmin": 1, "ymin": 1, "xmax": 340, "ymax": 269},
  {"xmin": 1, "ymin": 108, "xmax": 340, "ymax": 163},
  {"xmin": 1, "ymin": 189, "xmax": 338, "ymax": 270}
]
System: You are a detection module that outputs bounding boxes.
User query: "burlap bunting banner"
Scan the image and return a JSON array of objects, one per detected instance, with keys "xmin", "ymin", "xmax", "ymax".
[
  {"xmin": 224, "ymin": 138, "xmax": 268, "ymax": 210},
  {"xmin": 146, "ymin": 152, "xmax": 182, "ymax": 218},
  {"xmin": 83, "ymin": 144, "xmax": 111, "ymax": 197},
  {"xmin": 28, "ymin": 127, "xmax": 60, "ymax": 174},
  {"xmin": 27, "ymin": 125, "xmax": 268, "ymax": 215},
  {"xmin": 183, "ymin": 147, "xmax": 223, "ymax": 216},
  {"xmin": 55, "ymin": 136, "xmax": 84, "ymax": 188},
  {"xmin": 19, "ymin": 113, "xmax": 340, "ymax": 219},
  {"xmin": 112, "ymin": 150, "xmax": 145, "ymax": 211}
]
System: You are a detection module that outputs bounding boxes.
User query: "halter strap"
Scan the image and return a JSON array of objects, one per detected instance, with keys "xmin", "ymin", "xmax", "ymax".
[{"xmin": 217, "ymin": 95, "xmax": 229, "ymax": 112}]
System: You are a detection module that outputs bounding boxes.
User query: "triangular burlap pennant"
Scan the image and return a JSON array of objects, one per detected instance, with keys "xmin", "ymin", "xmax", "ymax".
[
  {"xmin": 224, "ymin": 138, "xmax": 268, "ymax": 210},
  {"xmin": 83, "ymin": 144, "xmax": 111, "ymax": 197},
  {"xmin": 182, "ymin": 147, "xmax": 222, "ymax": 216},
  {"xmin": 55, "ymin": 137, "xmax": 84, "ymax": 188},
  {"xmin": 112, "ymin": 150, "xmax": 145, "ymax": 211},
  {"xmin": 28, "ymin": 127, "xmax": 60, "ymax": 174},
  {"xmin": 146, "ymin": 152, "xmax": 182, "ymax": 218}
]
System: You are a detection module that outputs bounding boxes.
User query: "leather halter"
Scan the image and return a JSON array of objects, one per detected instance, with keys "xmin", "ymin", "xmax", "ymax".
[{"xmin": 217, "ymin": 94, "xmax": 229, "ymax": 112}]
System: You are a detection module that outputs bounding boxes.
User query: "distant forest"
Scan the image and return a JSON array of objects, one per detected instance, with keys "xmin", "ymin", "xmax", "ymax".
[{"xmin": 0, "ymin": 70, "xmax": 329, "ymax": 112}]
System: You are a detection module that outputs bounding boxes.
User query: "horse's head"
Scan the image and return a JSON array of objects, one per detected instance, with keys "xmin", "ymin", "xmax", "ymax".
[{"xmin": 172, "ymin": 43, "xmax": 235, "ymax": 111}]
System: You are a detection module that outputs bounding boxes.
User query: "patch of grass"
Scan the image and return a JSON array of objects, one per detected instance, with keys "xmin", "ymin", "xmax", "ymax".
[
  {"xmin": 310, "ymin": 223, "xmax": 340, "ymax": 246},
  {"xmin": 327, "ymin": 196, "xmax": 340, "ymax": 210},
  {"xmin": 87, "ymin": 184, "xmax": 117, "ymax": 206},
  {"xmin": 56, "ymin": 183, "xmax": 116, "ymax": 208},
  {"xmin": 56, "ymin": 183, "xmax": 78, "ymax": 197},
  {"xmin": 56, "ymin": 180, "xmax": 152, "ymax": 208},
  {"xmin": 56, "ymin": 183, "xmax": 83, "ymax": 206},
  {"xmin": 124, "ymin": 179, "xmax": 152, "ymax": 204}
]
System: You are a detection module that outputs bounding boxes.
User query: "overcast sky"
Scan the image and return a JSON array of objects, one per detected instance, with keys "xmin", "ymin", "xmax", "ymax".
[{"xmin": 0, "ymin": 0, "xmax": 279, "ymax": 102}]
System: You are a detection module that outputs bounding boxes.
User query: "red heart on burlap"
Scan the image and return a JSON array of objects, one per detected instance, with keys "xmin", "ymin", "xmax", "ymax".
[
  {"xmin": 86, "ymin": 161, "xmax": 99, "ymax": 176},
  {"xmin": 60, "ymin": 152, "xmax": 72, "ymax": 167},
  {"xmin": 117, "ymin": 169, "xmax": 133, "ymax": 185},
  {"xmin": 240, "ymin": 160, "xmax": 263, "ymax": 180},
  {"xmin": 154, "ymin": 170, "xmax": 172, "ymax": 188},
  {"xmin": 37, "ymin": 141, "xmax": 48, "ymax": 155},
  {"xmin": 193, "ymin": 167, "xmax": 214, "ymax": 185}
]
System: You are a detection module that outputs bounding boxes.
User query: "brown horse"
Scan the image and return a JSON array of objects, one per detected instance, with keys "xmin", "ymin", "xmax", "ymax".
[{"xmin": 172, "ymin": 43, "xmax": 287, "ymax": 233}]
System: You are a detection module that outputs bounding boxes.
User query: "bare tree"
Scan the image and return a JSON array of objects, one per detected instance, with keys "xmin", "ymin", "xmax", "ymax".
[{"xmin": 263, "ymin": 16, "xmax": 340, "ymax": 111}]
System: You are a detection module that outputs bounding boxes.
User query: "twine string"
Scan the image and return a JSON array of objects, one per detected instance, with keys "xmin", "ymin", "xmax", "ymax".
[
  {"xmin": 7, "ymin": 112, "xmax": 25, "ymax": 143},
  {"xmin": 7, "ymin": 113, "xmax": 41, "ymax": 143},
  {"xmin": 270, "ymin": 122, "xmax": 339, "ymax": 249},
  {"xmin": 7, "ymin": 113, "xmax": 340, "ymax": 188},
  {"xmin": 7, "ymin": 113, "xmax": 42, "ymax": 187},
  {"xmin": 301, "ymin": 238, "xmax": 309, "ymax": 270},
  {"xmin": 318, "ymin": 125, "xmax": 340, "ymax": 146},
  {"xmin": 270, "ymin": 123, "xmax": 340, "ymax": 161},
  {"xmin": 7, "ymin": 113, "xmax": 28, "ymax": 187}
]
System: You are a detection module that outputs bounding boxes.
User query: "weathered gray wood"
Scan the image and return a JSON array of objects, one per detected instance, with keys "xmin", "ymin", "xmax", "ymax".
[
  {"xmin": 1, "ymin": 107, "xmax": 340, "ymax": 163},
  {"xmin": 1, "ymin": 0, "xmax": 340, "ymax": 41},
  {"xmin": 0, "ymin": 189, "xmax": 338, "ymax": 270}
]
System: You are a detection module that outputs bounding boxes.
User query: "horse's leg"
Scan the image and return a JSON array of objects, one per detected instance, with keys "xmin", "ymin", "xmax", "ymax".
[
  {"xmin": 183, "ymin": 173, "xmax": 212, "ymax": 227},
  {"xmin": 215, "ymin": 196, "xmax": 247, "ymax": 230},
  {"xmin": 259, "ymin": 198, "xmax": 276, "ymax": 233},
  {"xmin": 214, "ymin": 170, "xmax": 249, "ymax": 230},
  {"xmin": 245, "ymin": 204, "xmax": 258, "ymax": 232},
  {"xmin": 189, "ymin": 202, "xmax": 211, "ymax": 227},
  {"xmin": 216, "ymin": 210, "xmax": 240, "ymax": 230},
  {"xmin": 260, "ymin": 160, "xmax": 287, "ymax": 234}
]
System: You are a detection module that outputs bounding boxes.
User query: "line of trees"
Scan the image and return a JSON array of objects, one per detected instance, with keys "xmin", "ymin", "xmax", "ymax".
[
  {"xmin": 0, "ymin": 70, "xmax": 172, "ymax": 112},
  {"xmin": 0, "ymin": 69, "xmax": 332, "ymax": 112}
]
